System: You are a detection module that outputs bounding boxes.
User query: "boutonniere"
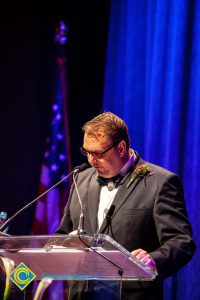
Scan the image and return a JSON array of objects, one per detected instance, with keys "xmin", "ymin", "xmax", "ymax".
[{"xmin": 127, "ymin": 164, "xmax": 153, "ymax": 188}]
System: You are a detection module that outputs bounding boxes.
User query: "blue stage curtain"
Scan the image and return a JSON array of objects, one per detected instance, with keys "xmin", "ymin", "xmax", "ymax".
[{"xmin": 103, "ymin": 1, "xmax": 200, "ymax": 299}]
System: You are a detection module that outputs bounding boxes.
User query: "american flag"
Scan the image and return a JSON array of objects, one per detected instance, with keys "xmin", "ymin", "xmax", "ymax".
[{"xmin": 32, "ymin": 80, "xmax": 71, "ymax": 234}]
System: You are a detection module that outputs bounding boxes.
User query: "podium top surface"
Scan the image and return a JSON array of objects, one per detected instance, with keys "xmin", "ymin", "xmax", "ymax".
[{"xmin": 0, "ymin": 233, "xmax": 157, "ymax": 281}]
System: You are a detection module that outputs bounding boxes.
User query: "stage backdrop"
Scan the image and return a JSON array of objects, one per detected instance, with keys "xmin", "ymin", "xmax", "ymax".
[{"xmin": 103, "ymin": 1, "xmax": 200, "ymax": 300}]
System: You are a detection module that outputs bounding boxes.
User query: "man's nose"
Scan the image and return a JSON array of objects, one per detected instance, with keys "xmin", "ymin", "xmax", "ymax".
[{"xmin": 87, "ymin": 153, "xmax": 97, "ymax": 164}]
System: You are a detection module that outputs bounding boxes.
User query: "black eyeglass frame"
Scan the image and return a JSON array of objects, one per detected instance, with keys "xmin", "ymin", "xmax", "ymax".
[{"xmin": 80, "ymin": 140, "xmax": 121, "ymax": 159}]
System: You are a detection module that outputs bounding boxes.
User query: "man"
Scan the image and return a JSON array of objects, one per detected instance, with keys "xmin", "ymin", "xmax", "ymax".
[{"xmin": 56, "ymin": 112, "xmax": 195, "ymax": 299}]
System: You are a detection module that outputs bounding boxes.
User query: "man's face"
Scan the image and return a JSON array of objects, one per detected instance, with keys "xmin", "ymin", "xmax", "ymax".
[{"xmin": 82, "ymin": 131, "xmax": 126, "ymax": 178}]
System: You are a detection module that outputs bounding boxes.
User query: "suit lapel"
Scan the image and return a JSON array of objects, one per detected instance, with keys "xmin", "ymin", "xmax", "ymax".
[{"xmin": 99, "ymin": 166, "xmax": 142, "ymax": 233}]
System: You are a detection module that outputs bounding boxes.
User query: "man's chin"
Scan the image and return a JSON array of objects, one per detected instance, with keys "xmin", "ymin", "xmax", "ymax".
[
  {"xmin": 94, "ymin": 166, "xmax": 110, "ymax": 178},
  {"xmin": 97, "ymin": 171, "xmax": 110, "ymax": 178},
  {"xmin": 95, "ymin": 168, "xmax": 105, "ymax": 177}
]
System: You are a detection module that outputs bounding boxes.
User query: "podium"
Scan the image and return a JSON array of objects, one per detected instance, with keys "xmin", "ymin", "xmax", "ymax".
[{"xmin": 0, "ymin": 233, "xmax": 157, "ymax": 299}]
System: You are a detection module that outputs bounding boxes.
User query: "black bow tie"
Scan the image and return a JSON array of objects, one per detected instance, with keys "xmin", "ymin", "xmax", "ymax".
[{"xmin": 97, "ymin": 174, "xmax": 123, "ymax": 187}]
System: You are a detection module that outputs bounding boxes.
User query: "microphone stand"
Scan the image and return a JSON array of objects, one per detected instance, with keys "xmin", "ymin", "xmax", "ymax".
[{"xmin": 72, "ymin": 172, "xmax": 86, "ymax": 234}]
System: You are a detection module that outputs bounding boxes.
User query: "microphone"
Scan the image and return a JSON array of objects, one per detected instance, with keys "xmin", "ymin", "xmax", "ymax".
[
  {"xmin": 74, "ymin": 163, "xmax": 89, "ymax": 173},
  {"xmin": 0, "ymin": 163, "xmax": 89, "ymax": 232}
]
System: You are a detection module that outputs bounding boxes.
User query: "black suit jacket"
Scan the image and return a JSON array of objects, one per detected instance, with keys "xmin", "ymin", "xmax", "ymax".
[{"xmin": 56, "ymin": 152, "xmax": 195, "ymax": 299}]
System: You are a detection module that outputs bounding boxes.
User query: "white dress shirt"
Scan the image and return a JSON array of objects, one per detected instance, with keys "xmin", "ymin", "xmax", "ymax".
[{"xmin": 97, "ymin": 150, "xmax": 135, "ymax": 230}]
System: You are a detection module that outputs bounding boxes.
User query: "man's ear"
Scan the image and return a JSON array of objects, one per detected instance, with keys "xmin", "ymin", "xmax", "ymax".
[{"xmin": 118, "ymin": 140, "xmax": 127, "ymax": 156}]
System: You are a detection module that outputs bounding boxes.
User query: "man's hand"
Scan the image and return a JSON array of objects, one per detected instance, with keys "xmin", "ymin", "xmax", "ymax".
[
  {"xmin": 131, "ymin": 248, "xmax": 157, "ymax": 270},
  {"xmin": 69, "ymin": 230, "xmax": 78, "ymax": 235}
]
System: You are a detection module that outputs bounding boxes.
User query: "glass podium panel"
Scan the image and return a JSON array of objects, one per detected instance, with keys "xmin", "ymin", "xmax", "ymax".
[{"xmin": 0, "ymin": 233, "xmax": 156, "ymax": 281}]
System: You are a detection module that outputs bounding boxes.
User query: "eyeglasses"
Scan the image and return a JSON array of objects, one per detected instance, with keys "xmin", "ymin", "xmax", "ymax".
[{"xmin": 80, "ymin": 140, "xmax": 120, "ymax": 159}]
